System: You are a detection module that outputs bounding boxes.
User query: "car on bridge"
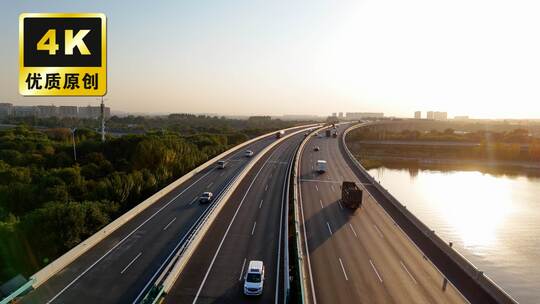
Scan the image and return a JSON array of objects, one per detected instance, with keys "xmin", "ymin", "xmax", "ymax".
[
  {"xmin": 316, "ymin": 160, "xmax": 327, "ymax": 173},
  {"xmin": 243, "ymin": 260, "xmax": 265, "ymax": 296},
  {"xmin": 245, "ymin": 150, "xmax": 254, "ymax": 157},
  {"xmin": 199, "ymin": 192, "xmax": 213, "ymax": 204},
  {"xmin": 314, "ymin": 146, "xmax": 320, "ymax": 151},
  {"xmin": 217, "ymin": 160, "xmax": 226, "ymax": 169}
]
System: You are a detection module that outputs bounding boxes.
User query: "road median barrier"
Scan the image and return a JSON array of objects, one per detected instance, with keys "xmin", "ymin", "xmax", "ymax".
[{"xmin": 291, "ymin": 125, "xmax": 327, "ymax": 304}]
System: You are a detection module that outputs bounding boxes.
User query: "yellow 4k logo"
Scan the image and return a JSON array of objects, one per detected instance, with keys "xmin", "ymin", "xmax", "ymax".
[{"xmin": 19, "ymin": 13, "xmax": 107, "ymax": 96}]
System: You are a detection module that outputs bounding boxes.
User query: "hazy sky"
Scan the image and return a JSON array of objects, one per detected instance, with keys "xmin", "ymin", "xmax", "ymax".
[{"xmin": 1, "ymin": 0, "xmax": 539, "ymax": 118}]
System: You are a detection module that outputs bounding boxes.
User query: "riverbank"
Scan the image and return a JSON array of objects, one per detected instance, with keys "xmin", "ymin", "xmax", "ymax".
[{"xmin": 357, "ymin": 155, "xmax": 540, "ymax": 177}]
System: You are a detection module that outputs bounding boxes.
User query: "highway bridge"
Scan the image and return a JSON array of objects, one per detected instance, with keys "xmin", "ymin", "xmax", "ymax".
[{"xmin": 13, "ymin": 123, "xmax": 516, "ymax": 304}]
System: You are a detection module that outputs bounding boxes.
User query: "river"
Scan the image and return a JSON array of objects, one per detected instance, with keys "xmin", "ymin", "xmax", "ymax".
[{"xmin": 367, "ymin": 166, "xmax": 540, "ymax": 304}]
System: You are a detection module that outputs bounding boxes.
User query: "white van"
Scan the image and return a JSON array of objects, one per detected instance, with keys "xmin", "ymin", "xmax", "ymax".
[
  {"xmin": 316, "ymin": 160, "xmax": 327, "ymax": 173},
  {"xmin": 244, "ymin": 260, "xmax": 264, "ymax": 296},
  {"xmin": 217, "ymin": 160, "xmax": 226, "ymax": 169}
]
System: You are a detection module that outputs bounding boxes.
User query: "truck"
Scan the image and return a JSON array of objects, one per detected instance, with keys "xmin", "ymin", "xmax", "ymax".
[
  {"xmin": 275, "ymin": 130, "xmax": 285, "ymax": 138},
  {"xmin": 325, "ymin": 129, "xmax": 331, "ymax": 137},
  {"xmin": 316, "ymin": 160, "xmax": 327, "ymax": 173},
  {"xmin": 341, "ymin": 181, "xmax": 362, "ymax": 209}
]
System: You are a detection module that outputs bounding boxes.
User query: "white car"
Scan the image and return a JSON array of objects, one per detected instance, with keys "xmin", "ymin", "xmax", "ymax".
[
  {"xmin": 244, "ymin": 260, "xmax": 264, "ymax": 296},
  {"xmin": 245, "ymin": 150, "xmax": 254, "ymax": 157},
  {"xmin": 316, "ymin": 160, "xmax": 327, "ymax": 173}
]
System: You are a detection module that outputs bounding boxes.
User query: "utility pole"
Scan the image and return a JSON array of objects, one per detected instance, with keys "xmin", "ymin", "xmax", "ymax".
[
  {"xmin": 97, "ymin": 96, "xmax": 107, "ymax": 142},
  {"xmin": 70, "ymin": 128, "xmax": 77, "ymax": 161}
]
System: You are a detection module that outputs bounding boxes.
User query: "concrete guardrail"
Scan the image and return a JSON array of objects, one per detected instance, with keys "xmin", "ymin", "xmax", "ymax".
[{"xmin": 291, "ymin": 125, "xmax": 327, "ymax": 304}]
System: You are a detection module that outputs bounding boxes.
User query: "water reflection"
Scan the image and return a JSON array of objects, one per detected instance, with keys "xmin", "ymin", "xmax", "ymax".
[{"xmin": 369, "ymin": 166, "xmax": 540, "ymax": 304}]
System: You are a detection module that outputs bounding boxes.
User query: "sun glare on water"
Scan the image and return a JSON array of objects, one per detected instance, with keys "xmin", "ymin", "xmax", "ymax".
[{"xmin": 419, "ymin": 171, "xmax": 515, "ymax": 252}]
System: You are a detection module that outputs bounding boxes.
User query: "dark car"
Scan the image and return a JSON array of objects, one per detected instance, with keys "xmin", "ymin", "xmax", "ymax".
[{"xmin": 199, "ymin": 192, "xmax": 213, "ymax": 204}]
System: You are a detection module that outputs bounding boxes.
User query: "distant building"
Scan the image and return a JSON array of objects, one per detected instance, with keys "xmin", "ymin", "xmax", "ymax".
[
  {"xmin": 331, "ymin": 112, "xmax": 337, "ymax": 118},
  {"xmin": 434, "ymin": 111, "xmax": 447, "ymax": 120},
  {"xmin": 427, "ymin": 111, "xmax": 434, "ymax": 120},
  {"xmin": 36, "ymin": 105, "xmax": 58, "ymax": 118},
  {"xmin": 454, "ymin": 115, "xmax": 469, "ymax": 120},
  {"xmin": 12, "ymin": 106, "xmax": 37, "ymax": 117},
  {"xmin": 79, "ymin": 106, "xmax": 110, "ymax": 119},
  {"xmin": 247, "ymin": 115, "xmax": 271, "ymax": 122},
  {"xmin": 345, "ymin": 112, "xmax": 384, "ymax": 120},
  {"xmin": 282, "ymin": 115, "xmax": 321, "ymax": 121},
  {"xmin": 414, "ymin": 111, "xmax": 421, "ymax": 119},
  {"xmin": 59, "ymin": 106, "xmax": 78, "ymax": 118},
  {"xmin": 338, "ymin": 112, "xmax": 344, "ymax": 119},
  {"xmin": 0, "ymin": 103, "xmax": 13, "ymax": 118}
]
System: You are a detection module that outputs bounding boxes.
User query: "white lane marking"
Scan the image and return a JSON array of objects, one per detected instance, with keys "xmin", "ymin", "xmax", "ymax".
[
  {"xmin": 46, "ymin": 167, "xmax": 217, "ymax": 303},
  {"xmin": 373, "ymin": 224, "xmax": 384, "ymax": 238},
  {"xmin": 162, "ymin": 217, "xmax": 176, "ymax": 231},
  {"xmin": 207, "ymin": 182, "xmax": 213, "ymax": 188},
  {"xmin": 299, "ymin": 179, "xmax": 341, "ymax": 184},
  {"xmin": 120, "ymin": 252, "xmax": 142, "ymax": 275},
  {"xmin": 189, "ymin": 197, "xmax": 199, "ymax": 205},
  {"xmin": 239, "ymin": 258, "xmax": 247, "ymax": 281},
  {"xmin": 349, "ymin": 224, "xmax": 358, "ymax": 238},
  {"xmin": 251, "ymin": 222, "xmax": 257, "ymax": 235},
  {"xmin": 326, "ymin": 222, "xmax": 332, "ymax": 235},
  {"xmin": 259, "ymin": 199, "xmax": 264, "ymax": 209},
  {"xmin": 338, "ymin": 201, "xmax": 344, "ymax": 210},
  {"xmin": 331, "ymin": 185, "xmax": 335, "ymax": 192},
  {"xmin": 369, "ymin": 259, "xmax": 383, "ymax": 283},
  {"xmin": 191, "ymin": 147, "xmax": 281, "ymax": 304},
  {"xmin": 315, "ymin": 185, "xmax": 319, "ymax": 191},
  {"xmin": 339, "ymin": 258, "xmax": 349, "ymax": 281},
  {"xmin": 319, "ymin": 200, "xmax": 324, "ymax": 209},
  {"xmin": 265, "ymin": 184, "xmax": 268, "ymax": 191},
  {"xmin": 400, "ymin": 261, "xmax": 418, "ymax": 284}
]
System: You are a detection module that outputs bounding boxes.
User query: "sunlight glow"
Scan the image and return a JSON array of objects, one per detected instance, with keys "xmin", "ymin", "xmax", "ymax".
[{"xmin": 418, "ymin": 171, "xmax": 515, "ymax": 251}]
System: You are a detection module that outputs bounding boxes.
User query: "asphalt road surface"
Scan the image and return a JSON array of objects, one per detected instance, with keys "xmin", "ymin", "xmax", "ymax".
[
  {"xmin": 21, "ymin": 127, "xmax": 307, "ymax": 304},
  {"xmin": 297, "ymin": 126, "xmax": 466, "ymax": 304},
  {"xmin": 164, "ymin": 131, "xmax": 306, "ymax": 304}
]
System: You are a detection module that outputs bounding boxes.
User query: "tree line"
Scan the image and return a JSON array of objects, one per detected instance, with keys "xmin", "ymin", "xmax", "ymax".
[{"xmin": 0, "ymin": 116, "xmax": 300, "ymax": 283}]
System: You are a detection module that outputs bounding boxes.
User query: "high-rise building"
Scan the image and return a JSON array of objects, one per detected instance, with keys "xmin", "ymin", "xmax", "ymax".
[
  {"xmin": 59, "ymin": 106, "xmax": 78, "ymax": 118},
  {"xmin": 36, "ymin": 105, "xmax": 58, "ymax": 118},
  {"xmin": 427, "ymin": 111, "xmax": 434, "ymax": 120},
  {"xmin": 434, "ymin": 111, "xmax": 447, "ymax": 120},
  {"xmin": 414, "ymin": 111, "xmax": 421, "ymax": 119},
  {"xmin": 79, "ymin": 106, "xmax": 110, "ymax": 119},
  {"xmin": 12, "ymin": 106, "xmax": 37, "ymax": 117},
  {"xmin": 331, "ymin": 112, "xmax": 337, "ymax": 118},
  {"xmin": 0, "ymin": 103, "xmax": 13, "ymax": 118},
  {"xmin": 338, "ymin": 112, "xmax": 344, "ymax": 118}
]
